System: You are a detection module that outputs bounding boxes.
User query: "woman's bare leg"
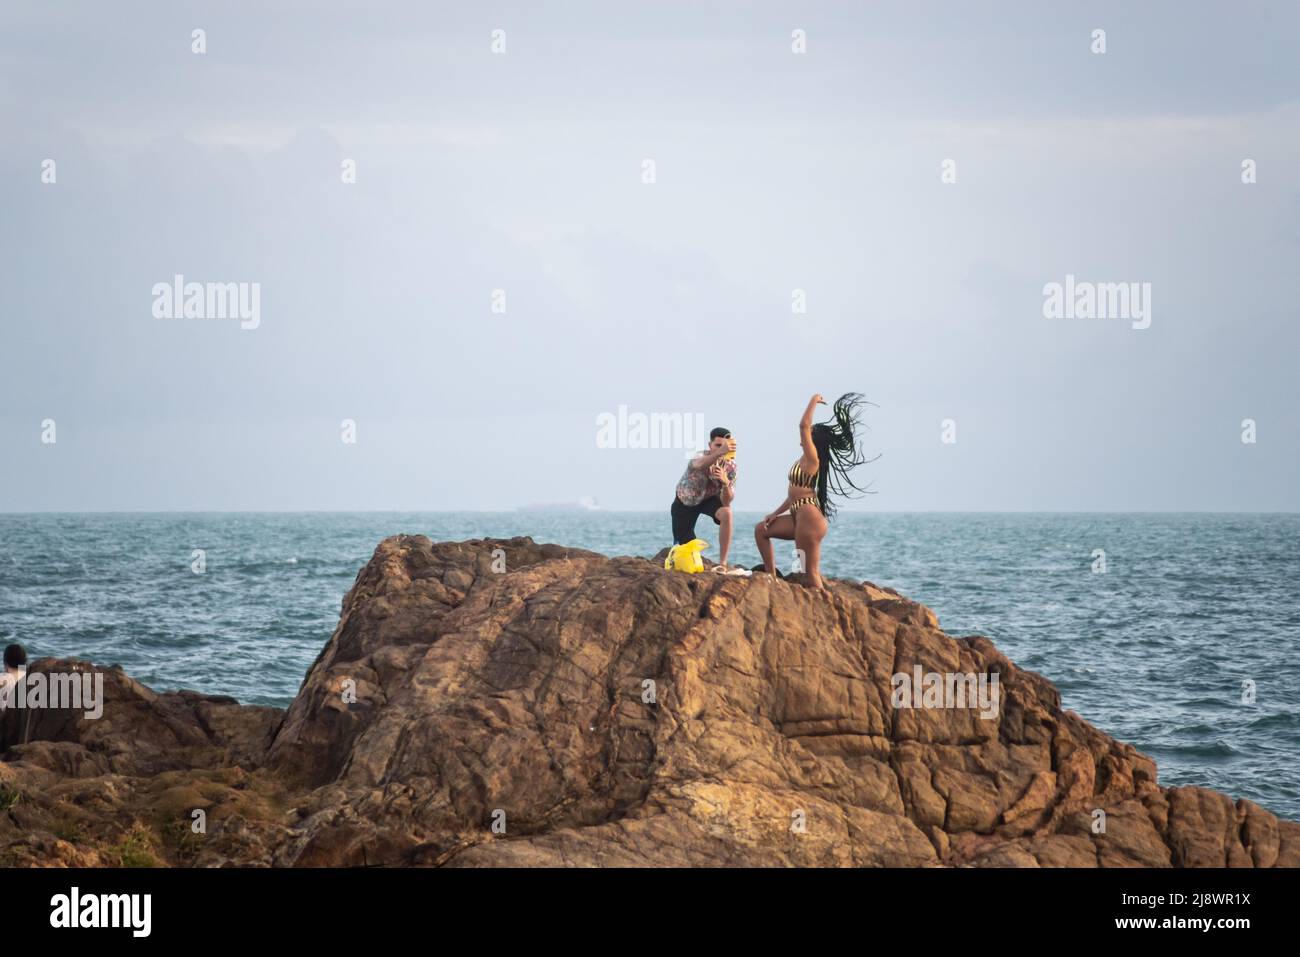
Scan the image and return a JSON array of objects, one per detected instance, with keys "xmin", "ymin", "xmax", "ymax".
[
  {"xmin": 754, "ymin": 516, "xmax": 795, "ymax": 575},
  {"xmin": 794, "ymin": 509, "xmax": 829, "ymax": 589}
]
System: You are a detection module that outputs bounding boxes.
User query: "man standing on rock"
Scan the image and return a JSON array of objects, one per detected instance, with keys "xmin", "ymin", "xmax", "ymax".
[{"xmin": 671, "ymin": 428, "xmax": 737, "ymax": 569}]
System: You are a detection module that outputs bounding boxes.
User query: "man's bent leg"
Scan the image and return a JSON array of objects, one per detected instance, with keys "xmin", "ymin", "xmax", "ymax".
[
  {"xmin": 671, "ymin": 498, "xmax": 700, "ymax": 545},
  {"xmin": 715, "ymin": 506, "xmax": 732, "ymax": 566}
]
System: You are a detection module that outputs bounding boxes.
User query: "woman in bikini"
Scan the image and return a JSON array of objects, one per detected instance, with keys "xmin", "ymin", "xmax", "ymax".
[{"xmin": 754, "ymin": 392, "xmax": 873, "ymax": 590}]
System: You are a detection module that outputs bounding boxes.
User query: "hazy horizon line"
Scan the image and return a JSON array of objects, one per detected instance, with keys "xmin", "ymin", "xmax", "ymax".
[{"xmin": 3, "ymin": 509, "xmax": 1297, "ymax": 517}]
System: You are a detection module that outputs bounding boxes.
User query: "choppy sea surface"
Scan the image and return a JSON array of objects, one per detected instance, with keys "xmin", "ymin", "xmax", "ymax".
[{"xmin": 1, "ymin": 511, "xmax": 1296, "ymax": 820}]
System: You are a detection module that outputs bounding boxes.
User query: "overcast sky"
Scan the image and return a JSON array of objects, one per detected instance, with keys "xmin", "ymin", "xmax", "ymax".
[{"xmin": 2, "ymin": 1, "xmax": 1297, "ymax": 511}]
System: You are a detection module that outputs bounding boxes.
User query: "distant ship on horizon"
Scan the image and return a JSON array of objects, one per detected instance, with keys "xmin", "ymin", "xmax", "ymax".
[{"xmin": 517, "ymin": 496, "xmax": 603, "ymax": 513}]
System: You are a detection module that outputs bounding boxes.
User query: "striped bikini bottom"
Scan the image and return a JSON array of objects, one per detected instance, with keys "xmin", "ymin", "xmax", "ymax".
[{"xmin": 790, "ymin": 495, "xmax": 819, "ymax": 515}]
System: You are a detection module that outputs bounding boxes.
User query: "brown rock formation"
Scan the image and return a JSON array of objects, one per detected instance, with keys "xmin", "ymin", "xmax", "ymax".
[{"xmin": 2, "ymin": 535, "xmax": 1296, "ymax": 867}]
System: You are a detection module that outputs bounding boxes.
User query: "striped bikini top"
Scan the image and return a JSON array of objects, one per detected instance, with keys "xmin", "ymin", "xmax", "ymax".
[{"xmin": 787, "ymin": 461, "xmax": 816, "ymax": 490}]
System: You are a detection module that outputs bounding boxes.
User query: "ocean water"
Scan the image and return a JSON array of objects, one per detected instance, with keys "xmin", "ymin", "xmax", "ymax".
[{"xmin": 1, "ymin": 511, "xmax": 1297, "ymax": 821}]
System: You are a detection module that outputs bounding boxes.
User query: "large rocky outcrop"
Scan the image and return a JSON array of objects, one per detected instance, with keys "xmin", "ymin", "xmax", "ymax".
[{"xmin": 2, "ymin": 535, "xmax": 1296, "ymax": 867}]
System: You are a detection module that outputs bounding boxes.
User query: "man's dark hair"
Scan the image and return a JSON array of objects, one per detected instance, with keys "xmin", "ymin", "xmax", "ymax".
[
  {"xmin": 709, "ymin": 427, "xmax": 731, "ymax": 441},
  {"xmin": 3, "ymin": 644, "xmax": 26, "ymax": 669}
]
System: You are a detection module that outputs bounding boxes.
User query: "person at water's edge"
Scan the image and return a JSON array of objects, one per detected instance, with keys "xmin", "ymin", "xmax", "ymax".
[
  {"xmin": 671, "ymin": 428, "xmax": 737, "ymax": 568},
  {"xmin": 0, "ymin": 642, "xmax": 27, "ymax": 712}
]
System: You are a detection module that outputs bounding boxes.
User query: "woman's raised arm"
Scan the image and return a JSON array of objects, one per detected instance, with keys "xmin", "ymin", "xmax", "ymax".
[{"xmin": 799, "ymin": 393, "xmax": 825, "ymax": 460}]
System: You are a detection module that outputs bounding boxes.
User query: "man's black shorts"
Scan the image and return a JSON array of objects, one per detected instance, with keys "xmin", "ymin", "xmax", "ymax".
[{"xmin": 671, "ymin": 495, "xmax": 726, "ymax": 544}]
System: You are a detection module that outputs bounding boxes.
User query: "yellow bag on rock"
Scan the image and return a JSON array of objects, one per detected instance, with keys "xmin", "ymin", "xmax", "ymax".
[{"xmin": 664, "ymin": 539, "xmax": 708, "ymax": 573}]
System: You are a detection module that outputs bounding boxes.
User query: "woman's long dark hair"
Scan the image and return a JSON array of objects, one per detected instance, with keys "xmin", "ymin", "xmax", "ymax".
[{"xmin": 811, "ymin": 393, "xmax": 878, "ymax": 520}]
